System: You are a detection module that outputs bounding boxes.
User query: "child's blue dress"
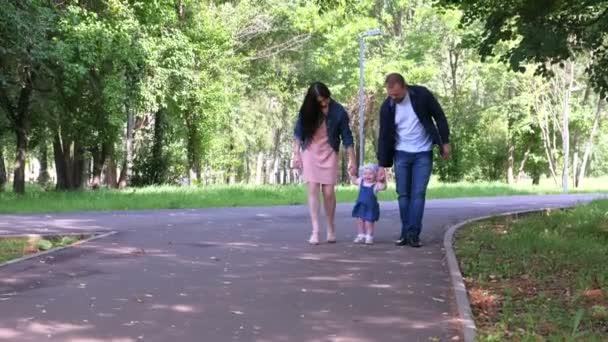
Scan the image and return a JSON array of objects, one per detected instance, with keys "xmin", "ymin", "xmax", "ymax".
[{"xmin": 352, "ymin": 182, "xmax": 380, "ymax": 222}]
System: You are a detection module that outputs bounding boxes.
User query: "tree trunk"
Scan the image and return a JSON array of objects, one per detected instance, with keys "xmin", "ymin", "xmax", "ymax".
[
  {"xmin": 119, "ymin": 110, "xmax": 135, "ymax": 189},
  {"xmin": 572, "ymin": 151, "xmax": 579, "ymax": 187},
  {"xmin": 271, "ymin": 129, "xmax": 281, "ymax": 185},
  {"xmin": 507, "ymin": 144, "xmax": 515, "ymax": 185},
  {"xmin": 0, "ymin": 145, "xmax": 6, "ymax": 192},
  {"xmin": 537, "ymin": 98, "xmax": 559, "ymax": 185},
  {"xmin": 255, "ymin": 152, "xmax": 264, "ymax": 185},
  {"xmin": 13, "ymin": 128, "xmax": 28, "ymax": 194},
  {"xmin": 194, "ymin": 165, "xmax": 201, "ymax": 183},
  {"xmin": 516, "ymin": 147, "xmax": 531, "ymax": 183},
  {"xmin": 106, "ymin": 156, "xmax": 118, "ymax": 188},
  {"xmin": 73, "ymin": 139, "xmax": 86, "ymax": 189},
  {"xmin": 38, "ymin": 140, "xmax": 50, "ymax": 186},
  {"xmin": 273, "ymin": 156, "xmax": 280, "ymax": 185},
  {"xmin": 282, "ymin": 160, "xmax": 288, "ymax": 185},
  {"xmin": 62, "ymin": 136, "xmax": 74, "ymax": 190},
  {"xmin": 265, "ymin": 159, "xmax": 273, "ymax": 184},
  {"xmin": 185, "ymin": 114, "xmax": 201, "ymax": 185},
  {"xmin": 91, "ymin": 144, "xmax": 107, "ymax": 189},
  {"xmin": 532, "ymin": 173, "xmax": 541, "ymax": 185},
  {"xmin": 150, "ymin": 108, "xmax": 166, "ymax": 184},
  {"xmin": 577, "ymin": 98, "xmax": 604, "ymax": 188},
  {"xmin": 244, "ymin": 152, "xmax": 251, "ymax": 184},
  {"xmin": 506, "ymin": 86, "xmax": 515, "ymax": 185},
  {"xmin": 53, "ymin": 131, "xmax": 87, "ymax": 191},
  {"xmin": 1, "ymin": 73, "xmax": 34, "ymax": 194},
  {"xmin": 390, "ymin": 5, "xmax": 403, "ymax": 36},
  {"xmin": 571, "ymin": 132, "xmax": 580, "ymax": 186},
  {"xmin": 561, "ymin": 61, "xmax": 574, "ymax": 193},
  {"xmin": 448, "ymin": 47, "xmax": 460, "ymax": 101},
  {"xmin": 53, "ymin": 132, "xmax": 69, "ymax": 190}
]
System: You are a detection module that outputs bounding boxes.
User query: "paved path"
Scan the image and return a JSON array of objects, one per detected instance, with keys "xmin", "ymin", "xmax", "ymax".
[{"xmin": 0, "ymin": 194, "xmax": 605, "ymax": 342}]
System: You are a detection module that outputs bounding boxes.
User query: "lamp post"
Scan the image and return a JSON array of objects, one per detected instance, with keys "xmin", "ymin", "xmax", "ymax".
[{"xmin": 358, "ymin": 28, "xmax": 381, "ymax": 175}]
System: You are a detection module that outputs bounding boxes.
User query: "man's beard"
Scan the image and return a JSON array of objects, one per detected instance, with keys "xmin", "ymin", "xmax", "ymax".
[{"xmin": 391, "ymin": 95, "xmax": 405, "ymax": 103}]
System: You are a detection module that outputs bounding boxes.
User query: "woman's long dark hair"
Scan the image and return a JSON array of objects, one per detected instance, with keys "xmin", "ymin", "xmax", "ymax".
[{"xmin": 299, "ymin": 82, "xmax": 331, "ymax": 142}]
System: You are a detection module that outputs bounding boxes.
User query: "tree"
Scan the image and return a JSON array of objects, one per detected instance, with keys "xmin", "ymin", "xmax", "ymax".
[
  {"xmin": 0, "ymin": 1, "xmax": 56, "ymax": 194},
  {"xmin": 48, "ymin": 1, "xmax": 147, "ymax": 190},
  {"xmin": 438, "ymin": 0, "xmax": 608, "ymax": 98}
]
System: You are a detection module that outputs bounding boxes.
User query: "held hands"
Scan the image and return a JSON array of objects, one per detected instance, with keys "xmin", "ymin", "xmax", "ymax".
[
  {"xmin": 347, "ymin": 158, "xmax": 357, "ymax": 177},
  {"xmin": 377, "ymin": 167, "xmax": 386, "ymax": 182},
  {"xmin": 441, "ymin": 144, "xmax": 452, "ymax": 160},
  {"xmin": 291, "ymin": 153, "xmax": 302, "ymax": 170}
]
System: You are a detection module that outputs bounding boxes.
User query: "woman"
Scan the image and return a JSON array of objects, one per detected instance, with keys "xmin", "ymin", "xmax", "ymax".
[{"xmin": 293, "ymin": 82, "xmax": 357, "ymax": 245}]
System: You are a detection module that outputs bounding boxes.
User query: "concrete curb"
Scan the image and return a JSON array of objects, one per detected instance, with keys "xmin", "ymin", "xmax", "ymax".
[
  {"xmin": 443, "ymin": 207, "xmax": 572, "ymax": 342},
  {"xmin": 0, "ymin": 231, "xmax": 116, "ymax": 269}
]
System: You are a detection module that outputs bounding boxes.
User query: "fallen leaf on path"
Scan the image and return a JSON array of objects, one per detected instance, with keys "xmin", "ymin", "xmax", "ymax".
[{"xmin": 583, "ymin": 289, "xmax": 605, "ymax": 302}]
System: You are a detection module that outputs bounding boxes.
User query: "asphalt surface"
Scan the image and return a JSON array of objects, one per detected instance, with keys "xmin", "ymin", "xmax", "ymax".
[{"xmin": 0, "ymin": 194, "xmax": 604, "ymax": 342}]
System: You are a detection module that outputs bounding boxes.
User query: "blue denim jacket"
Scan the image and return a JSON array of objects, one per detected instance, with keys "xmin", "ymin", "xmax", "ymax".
[{"xmin": 293, "ymin": 100, "xmax": 354, "ymax": 152}]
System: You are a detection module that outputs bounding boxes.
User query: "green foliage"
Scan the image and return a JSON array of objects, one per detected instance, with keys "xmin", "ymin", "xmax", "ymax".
[
  {"xmin": 36, "ymin": 239, "xmax": 53, "ymax": 251},
  {"xmin": 1, "ymin": 0, "xmax": 607, "ymax": 193},
  {"xmin": 438, "ymin": 0, "xmax": 608, "ymax": 98}
]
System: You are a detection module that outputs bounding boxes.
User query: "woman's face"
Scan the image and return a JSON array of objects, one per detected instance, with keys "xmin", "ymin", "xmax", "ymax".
[{"xmin": 317, "ymin": 96, "xmax": 330, "ymax": 109}]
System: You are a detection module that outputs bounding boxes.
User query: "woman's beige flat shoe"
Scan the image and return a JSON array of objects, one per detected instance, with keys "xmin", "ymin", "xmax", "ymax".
[{"xmin": 308, "ymin": 233, "xmax": 320, "ymax": 245}]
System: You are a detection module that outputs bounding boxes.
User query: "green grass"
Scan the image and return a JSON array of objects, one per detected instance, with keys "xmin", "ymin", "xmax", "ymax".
[
  {"xmin": 1, "ymin": 176, "xmax": 607, "ymax": 214},
  {"xmin": 455, "ymin": 199, "xmax": 608, "ymax": 341},
  {"xmin": 0, "ymin": 235, "xmax": 83, "ymax": 264},
  {"xmin": 0, "ymin": 239, "xmax": 28, "ymax": 264}
]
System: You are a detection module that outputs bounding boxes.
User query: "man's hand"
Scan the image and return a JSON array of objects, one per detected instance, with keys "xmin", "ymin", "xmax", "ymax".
[
  {"xmin": 378, "ymin": 167, "xmax": 386, "ymax": 181},
  {"xmin": 441, "ymin": 144, "xmax": 452, "ymax": 160}
]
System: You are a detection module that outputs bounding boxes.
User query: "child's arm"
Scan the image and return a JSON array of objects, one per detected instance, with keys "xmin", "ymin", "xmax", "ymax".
[
  {"xmin": 350, "ymin": 174, "xmax": 361, "ymax": 186},
  {"xmin": 374, "ymin": 180, "xmax": 387, "ymax": 192}
]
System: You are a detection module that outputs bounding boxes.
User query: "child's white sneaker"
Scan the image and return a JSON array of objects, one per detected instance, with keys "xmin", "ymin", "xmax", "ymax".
[
  {"xmin": 365, "ymin": 235, "xmax": 374, "ymax": 245},
  {"xmin": 353, "ymin": 234, "xmax": 366, "ymax": 244}
]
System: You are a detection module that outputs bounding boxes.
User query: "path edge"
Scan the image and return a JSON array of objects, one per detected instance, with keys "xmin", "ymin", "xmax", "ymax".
[
  {"xmin": 0, "ymin": 231, "xmax": 117, "ymax": 269},
  {"xmin": 443, "ymin": 207, "xmax": 572, "ymax": 342}
]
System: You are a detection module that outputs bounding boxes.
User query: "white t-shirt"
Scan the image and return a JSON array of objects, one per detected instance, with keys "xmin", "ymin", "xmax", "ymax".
[{"xmin": 394, "ymin": 95, "xmax": 432, "ymax": 153}]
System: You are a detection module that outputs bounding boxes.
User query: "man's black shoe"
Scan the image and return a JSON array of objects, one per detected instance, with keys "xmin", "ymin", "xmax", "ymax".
[
  {"xmin": 409, "ymin": 236, "xmax": 422, "ymax": 248},
  {"xmin": 395, "ymin": 238, "xmax": 409, "ymax": 246}
]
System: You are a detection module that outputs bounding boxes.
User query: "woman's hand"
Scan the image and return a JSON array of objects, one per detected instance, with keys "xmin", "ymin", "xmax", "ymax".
[
  {"xmin": 347, "ymin": 158, "xmax": 357, "ymax": 176},
  {"xmin": 292, "ymin": 154, "xmax": 302, "ymax": 170}
]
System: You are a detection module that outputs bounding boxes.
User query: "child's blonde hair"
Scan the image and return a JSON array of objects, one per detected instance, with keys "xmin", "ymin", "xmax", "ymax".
[{"xmin": 360, "ymin": 163, "xmax": 379, "ymax": 176}]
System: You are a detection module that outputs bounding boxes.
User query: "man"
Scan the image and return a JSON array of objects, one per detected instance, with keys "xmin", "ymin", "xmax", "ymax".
[{"xmin": 377, "ymin": 73, "xmax": 451, "ymax": 247}]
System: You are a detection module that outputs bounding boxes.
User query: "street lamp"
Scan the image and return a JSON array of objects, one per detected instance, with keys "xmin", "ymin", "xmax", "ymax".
[{"xmin": 358, "ymin": 28, "xmax": 381, "ymax": 175}]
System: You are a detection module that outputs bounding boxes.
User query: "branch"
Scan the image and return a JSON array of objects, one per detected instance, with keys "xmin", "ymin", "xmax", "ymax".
[
  {"xmin": 234, "ymin": 14, "xmax": 283, "ymax": 51},
  {"xmin": 247, "ymin": 34, "xmax": 311, "ymax": 61},
  {"xmin": 580, "ymin": 6, "xmax": 608, "ymax": 28},
  {"xmin": 235, "ymin": 15, "xmax": 276, "ymax": 41}
]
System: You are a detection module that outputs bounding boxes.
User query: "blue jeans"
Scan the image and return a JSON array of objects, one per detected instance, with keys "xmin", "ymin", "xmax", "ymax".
[{"xmin": 394, "ymin": 151, "xmax": 433, "ymax": 239}]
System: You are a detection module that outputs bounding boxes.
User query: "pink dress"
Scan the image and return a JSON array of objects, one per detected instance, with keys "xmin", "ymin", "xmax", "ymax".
[{"xmin": 302, "ymin": 121, "xmax": 338, "ymax": 185}]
